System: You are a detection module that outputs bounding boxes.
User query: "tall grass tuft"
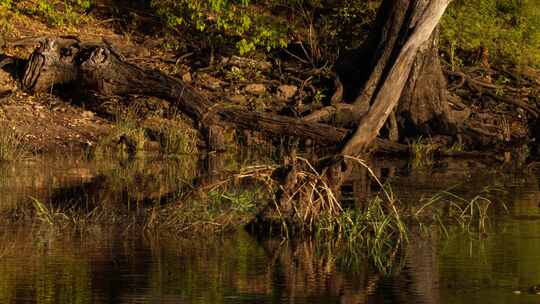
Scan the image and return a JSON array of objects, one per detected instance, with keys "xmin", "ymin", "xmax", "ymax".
[
  {"xmin": 159, "ymin": 123, "xmax": 198, "ymax": 155},
  {"xmin": 92, "ymin": 109, "xmax": 147, "ymax": 158},
  {"xmin": 315, "ymin": 196, "xmax": 405, "ymax": 273},
  {"xmin": 410, "ymin": 137, "xmax": 438, "ymax": 168},
  {"xmin": 414, "ymin": 186, "xmax": 505, "ymax": 234},
  {"xmin": 30, "ymin": 197, "xmax": 68, "ymax": 226},
  {"xmin": 0, "ymin": 124, "xmax": 29, "ymax": 161}
]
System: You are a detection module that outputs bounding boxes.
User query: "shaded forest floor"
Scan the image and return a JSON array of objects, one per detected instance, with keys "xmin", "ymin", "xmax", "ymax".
[{"xmin": 0, "ymin": 3, "xmax": 539, "ymax": 160}]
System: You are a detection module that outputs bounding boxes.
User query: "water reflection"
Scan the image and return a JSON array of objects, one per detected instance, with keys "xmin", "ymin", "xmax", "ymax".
[
  {"xmin": 0, "ymin": 227, "xmax": 373, "ymax": 304},
  {"xmin": 1, "ymin": 156, "xmax": 540, "ymax": 303}
]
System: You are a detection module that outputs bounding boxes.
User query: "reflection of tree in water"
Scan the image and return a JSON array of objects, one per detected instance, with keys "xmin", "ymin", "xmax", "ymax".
[
  {"xmin": 8, "ymin": 185, "xmax": 528, "ymax": 304},
  {"xmin": 384, "ymin": 227, "xmax": 439, "ymax": 304},
  {"xmin": 0, "ymin": 155, "xmax": 200, "ymax": 218},
  {"xmin": 263, "ymin": 239, "xmax": 373, "ymax": 303}
]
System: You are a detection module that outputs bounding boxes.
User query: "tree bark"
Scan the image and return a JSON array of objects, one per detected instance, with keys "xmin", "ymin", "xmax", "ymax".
[
  {"xmin": 336, "ymin": 0, "xmax": 453, "ymax": 154},
  {"xmin": 396, "ymin": 29, "xmax": 454, "ymax": 138},
  {"xmin": 337, "ymin": 0, "xmax": 453, "ymax": 156}
]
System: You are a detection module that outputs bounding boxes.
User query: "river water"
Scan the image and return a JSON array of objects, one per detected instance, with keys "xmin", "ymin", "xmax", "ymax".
[{"xmin": 1, "ymin": 155, "xmax": 540, "ymax": 304}]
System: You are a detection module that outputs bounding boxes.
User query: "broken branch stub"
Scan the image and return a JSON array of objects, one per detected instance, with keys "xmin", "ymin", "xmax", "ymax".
[{"xmin": 22, "ymin": 37, "xmax": 81, "ymax": 92}]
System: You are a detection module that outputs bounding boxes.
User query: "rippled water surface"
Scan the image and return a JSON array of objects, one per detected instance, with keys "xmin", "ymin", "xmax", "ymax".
[{"xmin": 1, "ymin": 156, "xmax": 540, "ymax": 303}]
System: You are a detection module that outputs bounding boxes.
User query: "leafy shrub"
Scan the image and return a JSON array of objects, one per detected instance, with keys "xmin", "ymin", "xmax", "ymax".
[
  {"xmin": 151, "ymin": 0, "xmax": 288, "ymax": 54},
  {"xmin": 0, "ymin": 0, "xmax": 11, "ymax": 30},
  {"xmin": 150, "ymin": 0, "xmax": 539, "ymax": 68},
  {"xmin": 316, "ymin": 0, "xmax": 379, "ymax": 49},
  {"xmin": 12, "ymin": 0, "xmax": 93, "ymax": 27},
  {"xmin": 441, "ymin": 0, "xmax": 540, "ymax": 67},
  {"xmin": 150, "ymin": 0, "xmax": 379, "ymax": 56}
]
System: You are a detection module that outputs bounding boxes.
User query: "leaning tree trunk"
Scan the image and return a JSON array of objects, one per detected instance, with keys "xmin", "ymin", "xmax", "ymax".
[
  {"xmin": 335, "ymin": 0, "xmax": 454, "ymax": 153},
  {"xmin": 335, "ymin": 0, "xmax": 453, "ymax": 157},
  {"xmin": 270, "ymin": 0, "xmax": 454, "ymax": 215}
]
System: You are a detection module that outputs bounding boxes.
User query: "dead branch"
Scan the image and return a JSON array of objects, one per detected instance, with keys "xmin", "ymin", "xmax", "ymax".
[{"xmin": 444, "ymin": 68, "xmax": 539, "ymax": 118}]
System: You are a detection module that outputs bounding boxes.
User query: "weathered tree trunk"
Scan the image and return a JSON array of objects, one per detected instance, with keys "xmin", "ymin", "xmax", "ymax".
[
  {"xmin": 396, "ymin": 29, "xmax": 454, "ymax": 138},
  {"xmin": 336, "ymin": 0, "xmax": 454, "ymax": 153},
  {"xmin": 337, "ymin": 0, "xmax": 452, "ymax": 156}
]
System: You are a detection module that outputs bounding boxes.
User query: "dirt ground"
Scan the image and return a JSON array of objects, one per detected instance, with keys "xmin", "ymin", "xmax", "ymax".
[
  {"xmin": 0, "ymin": 10, "xmax": 191, "ymax": 153},
  {"xmin": 1, "ymin": 7, "xmax": 540, "ymax": 156}
]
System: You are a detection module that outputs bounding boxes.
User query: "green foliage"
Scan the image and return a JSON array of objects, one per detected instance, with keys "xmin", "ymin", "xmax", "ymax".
[
  {"xmin": 13, "ymin": 0, "xmax": 93, "ymax": 27},
  {"xmin": 442, "ymin": 0, "xmax": 540, "ymax": 67},
  {"xmin": 150, "ymin": 0, "xmax": 539, "ymax": 67},
  {"xmin": 0, "ymin": 0, "xmax": 11, "ymax": 31},
  {"xmin": 150, "ymin": 0, "xmax": 379, "ymax": 56},
  {"xmin": 0, "ymin": 0, "xmax": 10, "ymax": 9},
  {"xmin": 151, "ymin": 0, "xmax": 288, "ymax": 54},
  {"xmin": 314, "ymin": 0, "xmax": 379, "ymax": 48}
]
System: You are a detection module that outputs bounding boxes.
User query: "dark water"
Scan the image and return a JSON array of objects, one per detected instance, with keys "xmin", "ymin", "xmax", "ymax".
[{"xmin": 1, "ymin": 156, "xmax": 540, "ymax": 303}]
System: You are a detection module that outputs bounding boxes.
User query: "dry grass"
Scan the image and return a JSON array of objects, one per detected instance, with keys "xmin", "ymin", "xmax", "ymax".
[
  {"xmin": 278, "ymin": 157, "xmax": 343, "ymax": 227},
  {"xmin": 0, "ymin": 122, "xmax": 30, "ymax": 161}
]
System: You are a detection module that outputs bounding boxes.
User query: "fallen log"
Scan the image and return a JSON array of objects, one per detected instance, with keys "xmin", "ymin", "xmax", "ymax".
[{"xmin": 19, "ymin": 37, "xmax": 354, "ymax": 150}]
